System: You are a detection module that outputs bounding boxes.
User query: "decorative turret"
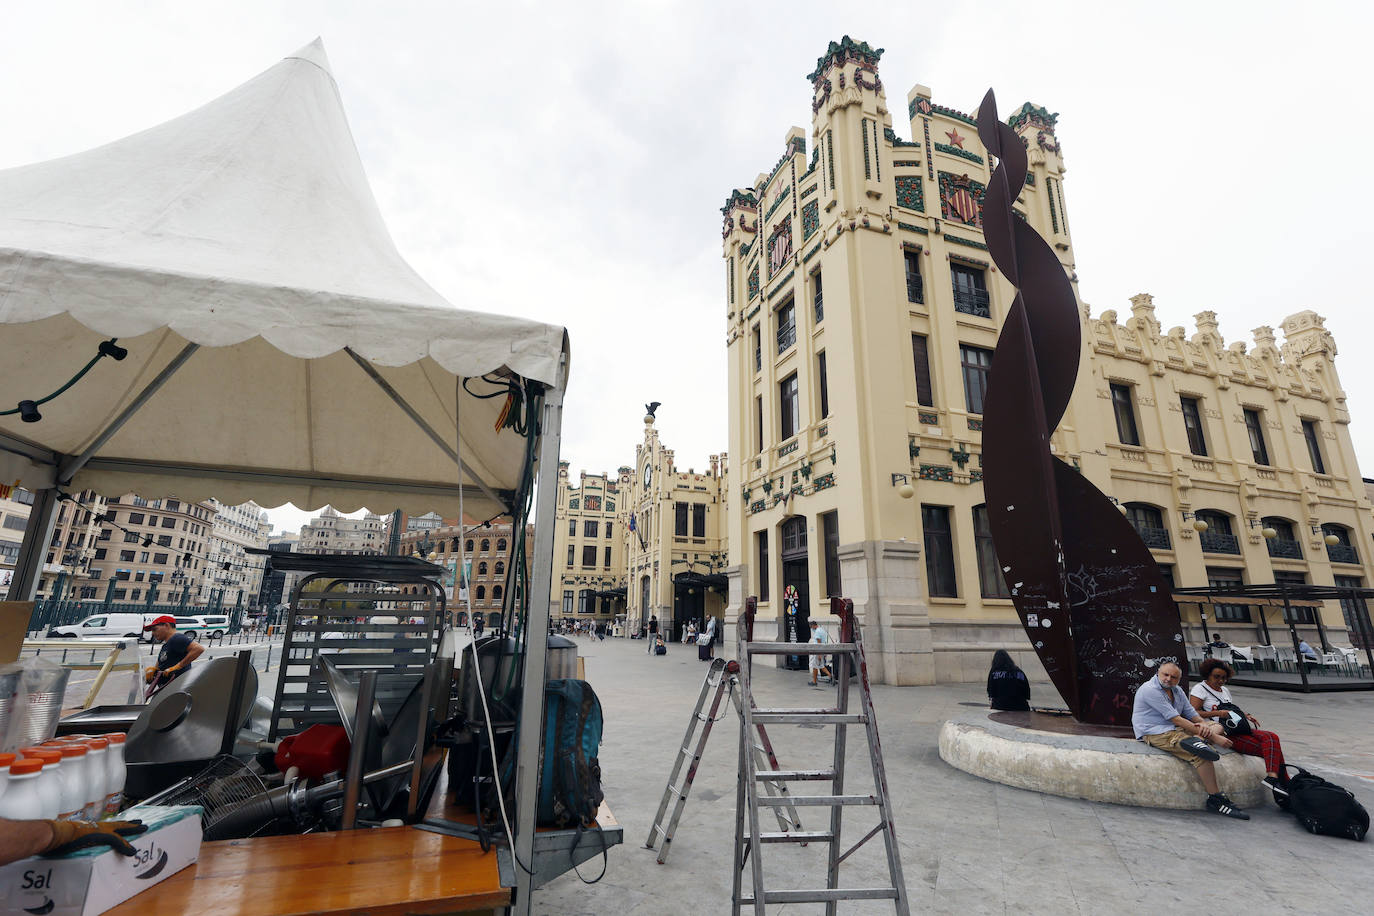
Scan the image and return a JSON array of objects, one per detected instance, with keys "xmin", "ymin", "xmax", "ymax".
[
  {"xmin": 1281, "ymin": 311, "xmax": 1338, "ymax": 365},
  {"xmin": 1129, "ymin": 293, "xmax": 1161, "ymax": 337},
  {"xmin": 807, "ymin": 36, "xmax": 889, "ymax": 211}
]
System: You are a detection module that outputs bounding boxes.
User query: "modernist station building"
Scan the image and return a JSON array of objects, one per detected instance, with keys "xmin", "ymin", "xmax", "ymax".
[{"xmin": 721, "ymin": 37, "xmax": 1374, "ymax": 685}]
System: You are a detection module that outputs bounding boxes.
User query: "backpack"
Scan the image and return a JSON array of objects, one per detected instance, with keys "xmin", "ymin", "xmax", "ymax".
[
  {"xmin": 1280, "ymin": 765, "xmax": 1368, "ymax": 841},
  {"xmin": 537, "ymin": 679, "xmax": 605, "ymax": 828}
]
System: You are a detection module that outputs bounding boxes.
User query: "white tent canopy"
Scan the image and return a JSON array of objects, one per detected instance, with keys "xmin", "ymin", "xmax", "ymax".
[{"xmin": 0, "ymin": 39, "xmax": 567, "ymax": 521}]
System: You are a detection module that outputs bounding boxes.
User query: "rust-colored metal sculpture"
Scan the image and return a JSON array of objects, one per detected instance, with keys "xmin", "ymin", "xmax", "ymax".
[{"xmin": 977, "ymin": 90, "xmax": 1183, "ymax": 726}]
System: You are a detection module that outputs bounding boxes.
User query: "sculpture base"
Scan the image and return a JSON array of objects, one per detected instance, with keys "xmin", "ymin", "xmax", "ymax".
[{"xmin": 939, "ymin": 713, "xmax": 1267, "ymax": 809}]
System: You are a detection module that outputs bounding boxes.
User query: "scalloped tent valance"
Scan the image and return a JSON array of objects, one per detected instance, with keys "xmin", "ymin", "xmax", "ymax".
[{"xmin": 0, "ymin": 39, "xmax": 567, "ymax": 521}]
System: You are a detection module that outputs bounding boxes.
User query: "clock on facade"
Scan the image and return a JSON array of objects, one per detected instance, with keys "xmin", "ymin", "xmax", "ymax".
[{"xmin": 642, "ymin": 463, "xmax": 652, "ymax": 488}]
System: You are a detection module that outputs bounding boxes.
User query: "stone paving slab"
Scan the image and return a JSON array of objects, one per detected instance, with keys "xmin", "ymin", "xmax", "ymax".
[{"xmin": 538, "ymin": 636, "xmax": 1374, "ymax": 915}]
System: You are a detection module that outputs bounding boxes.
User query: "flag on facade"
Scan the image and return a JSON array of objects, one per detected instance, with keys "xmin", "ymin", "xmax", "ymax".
[{"xmin": 629, "ymin": 512, "xmax": 636, "ymax": 532}]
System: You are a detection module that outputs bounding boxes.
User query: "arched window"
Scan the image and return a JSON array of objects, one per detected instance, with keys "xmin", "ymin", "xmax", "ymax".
[
  {"xmin": 1323, "ymin": 524, "xmax": 1359, "ymax": 564},
  {"xmin": 475, "ymin": 585, "xmax": 486, "ymax": 600},
  {"xmin": 494, "ymin": 561, "xmax": 505, "ymax": 576},
  {"xmin": 465, "ymin": 539, "xmax": 474, "ymax": 552},
  {"xmin": 493, "ymin": 584, "xmax": 503, "ymax": 600},
  {"xmin": 640, "ymin": 575, "xmax": 651, "ymax": 616},
  {"xmin": 451, "ymin": 537, "xmax": 460, "ymax": 551},
  {"xmin": 478, "ymin": 562, "xmax": 488, "ymax": 576},
  {"xmin": 1195, "ymin": 510, "xmax": 1239, "ymax": 555},
  {"xmin": 497, "ymin": 539, "xmax": 507, "ymax": 552},
  {"xmin": 481, "ymin": 539, "xmax": 491, "ymax": 552},
  {"xmin": 1262, "ymin": 517, "xmax": 1301, "ymax": 559},
  {"xmin": 1124, "ymin": 503, "xmax": 1170, "ymax": 550}
]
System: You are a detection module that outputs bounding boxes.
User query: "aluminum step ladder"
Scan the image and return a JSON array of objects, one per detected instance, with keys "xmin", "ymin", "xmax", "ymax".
[
  {"xmin": 732, "ymin": 596, "xmax": 909, "ymax": 915},
  {"xmin": 645, "ymin": 656, "xmax": 803, "ymax": 864}
]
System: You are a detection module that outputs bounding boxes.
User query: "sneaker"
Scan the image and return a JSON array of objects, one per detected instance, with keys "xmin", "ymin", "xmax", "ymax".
[
  {"xmin": 1263, "ymin": 775, "xmax": 1290, "ymax": 798},
  {"xmin": 1180, "ymin": 736, "xmax": 1221, "ymax": 761},
  {"xmin": 1206, "ymin": 793, "xmax": 1250, "ymax": 820}
]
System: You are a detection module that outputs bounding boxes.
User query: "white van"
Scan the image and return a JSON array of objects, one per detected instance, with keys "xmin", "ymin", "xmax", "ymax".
[
  {"xmin": 48, "ymin": 613, "xmax": 145, "ymax": 640},
  {"xmin": 192, "ymin": 615, "xmax": 229, "ymax": 639}
]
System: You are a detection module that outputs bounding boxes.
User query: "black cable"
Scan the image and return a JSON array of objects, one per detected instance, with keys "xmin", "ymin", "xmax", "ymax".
[{"xmin": 2, "ymin": 339, "xmax": 127, "ymax": 421}]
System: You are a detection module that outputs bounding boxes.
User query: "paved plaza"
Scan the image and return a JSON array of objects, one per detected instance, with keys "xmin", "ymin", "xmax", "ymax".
[{"xmin": 540, "ymin": 635, "xmax": 1374, "ymax": 915}]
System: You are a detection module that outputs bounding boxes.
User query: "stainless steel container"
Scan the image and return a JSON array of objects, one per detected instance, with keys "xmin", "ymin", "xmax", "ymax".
[
  {"xmin": 18, "ymin": 665, "xmax": 71, "ymax": 746},
  {"xmin": 546, "ymin": 634, "xmax": 578, "ymax": 681},
  {"xmin": 0, "ymin": 669, "xmax": 20, "ymax": 749}
]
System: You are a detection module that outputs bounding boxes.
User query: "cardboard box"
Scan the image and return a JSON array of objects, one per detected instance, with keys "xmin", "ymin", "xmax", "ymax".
[{"xmin": 0, "ymin": 805, "xmax": 202, "ymax": 916}]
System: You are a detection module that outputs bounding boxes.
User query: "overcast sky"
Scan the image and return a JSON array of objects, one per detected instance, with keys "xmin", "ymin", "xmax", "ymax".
[{"xmin": 2, "ymin": 2, "xmax": 1371, "ymax": 535}]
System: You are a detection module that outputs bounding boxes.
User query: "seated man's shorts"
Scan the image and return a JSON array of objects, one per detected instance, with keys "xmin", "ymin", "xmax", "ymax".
[{"xmin": 1142, "ymin": 728, "xmax": 1206, "ymax": 769}]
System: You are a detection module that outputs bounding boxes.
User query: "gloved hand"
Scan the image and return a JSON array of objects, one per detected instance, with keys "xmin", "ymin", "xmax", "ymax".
[
  {"xmin": 144, "ymin": 666, "xmax": 160, "ymax": 684},
  {"xmin": 42, "ymin": 819, "xmax": 147, "ymax": 856}
]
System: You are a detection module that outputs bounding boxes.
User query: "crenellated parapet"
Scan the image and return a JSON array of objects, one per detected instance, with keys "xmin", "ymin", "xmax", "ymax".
[{"xmin": 1090, "ymin": 296, "xmax": 1343, "ymax": 404}]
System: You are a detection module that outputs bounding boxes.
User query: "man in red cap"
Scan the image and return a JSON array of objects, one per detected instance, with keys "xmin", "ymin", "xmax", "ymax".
[{"xmin": 143, "ymin": 615, "xmax": 205, "ymax": 698}]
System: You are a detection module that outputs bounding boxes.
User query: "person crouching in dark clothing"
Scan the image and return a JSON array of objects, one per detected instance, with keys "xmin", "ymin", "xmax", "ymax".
[{"xmin": 987, "ymin": 649, "xmax": 1031, "ymax": 711}]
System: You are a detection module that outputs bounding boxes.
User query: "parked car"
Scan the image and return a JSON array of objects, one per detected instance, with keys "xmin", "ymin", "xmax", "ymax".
[
  {"xmin": 48, "ymin": 613, "xmax": 145, "ymax": 640},
  {"xmin": 194, "ymin": 615, "xmax": 230, "ymax": 639}
]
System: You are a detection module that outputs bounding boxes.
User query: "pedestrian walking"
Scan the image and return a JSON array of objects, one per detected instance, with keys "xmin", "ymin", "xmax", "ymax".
[{"xmin": 807, "ymin": 619, "xmax": 833, "ymax": 687}]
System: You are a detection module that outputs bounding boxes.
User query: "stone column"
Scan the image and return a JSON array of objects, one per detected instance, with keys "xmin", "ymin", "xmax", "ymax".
[{"xmin": 839, "ymin": 539, "xmax": 932, "ymax": 685}]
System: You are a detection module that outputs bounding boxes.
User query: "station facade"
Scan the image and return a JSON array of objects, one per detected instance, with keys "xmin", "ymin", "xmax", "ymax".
[{"xmin": 721, "ymin": 36, "xmax": 1374, "ymax": 684}]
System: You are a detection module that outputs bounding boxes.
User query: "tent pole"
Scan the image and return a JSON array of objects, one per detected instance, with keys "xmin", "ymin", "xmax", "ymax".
[
  {"xmin": 511, "ymin": 357, "xmax": 566, "ymax": 915},
  {"xmin": 343, "ymin": 348, "xmax": 507, "ymax": 513},
  {"xmin": 6, "ymin": 487, "xmax": 60, "ymax": 601},
  {"xmin": 56, "ymin": 342, "xmax": 200, "ymax": 484}
]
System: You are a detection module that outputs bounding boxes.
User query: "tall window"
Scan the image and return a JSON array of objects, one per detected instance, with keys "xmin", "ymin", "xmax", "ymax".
[
  {"xmin": 566, "ymin": 545, "xmax": 575, "ymax": 566},
  {"xmin": 1125, "ymin": 503, "xmax": 1170, "ymax": 550},
  {"xmin": 641, "ymin": 575, "xmax": 651, "ymax": 617},
  {"xmin": 755, "ymin": 396, "xmax": 764, "ymax": 452},
  {"xmin": 1206, "ymin": 567, "xmax": 1250, "ymax": 622},
  {"xmin": 1322, "ymin": 524, "xmax": 1358, "ymax": 565},
  {"xmin": 812, "ymin": 269, "xmax": 823, "ymax": 323},
  {"xmin": 779, "ymin": 373, "xmax": 800, "ymax": 440},
  {"xmin": 1243, "ymin": 408, "xmax": 1270, "ymax": 465},
  {"xmin": 1334, "ymin": 575, "xmax": 1372, "ymax": 648},
  {"xmin": 912, "ymin": 334, "xmax": 934, "ymax": 408},
  {"xmin": 904, "ymin": 249, "xmax": 924, "ymax": 303},
  {"xmin": 604, "ymin": 545, "xmax": 612, "ymax": 568},
  {"xmin": 562, "ymin": 590, "xmax": 573, "ymax": 614},
  {"xmin": 675, "ymin": 503, "xmax": 689, "ymax": 537},
  {"xmin": 1110, "ymin": 383, "xmax": 1140, "ymax": 446},
  {"xmin": 1301, "ymin": 419, "xmax": 1326, "ymax": 474},
  {"xmin": 921, "ymin": 505, "xmax": 957, "ymax": 597},
  {"xmin": 950, "ymin": 263, "xmax": 990, "ymax": 318},
  {"xmin": 1262, "ymin": 517, "xmax": 1301, "ymax": 559},
  {"xmin": 1274, "ymin": 571, "xmax": 1315, "ymax": 623},
  {"xmin": 605, "ymin": 523, "xmax": 613, "ymax": 539},
  {"xmin": 751, "ymin": 325, "xmax": 761, "ymax": 373},
  {"xmin": 1196, "ymin": 510, "xmax": 1238, "ymax": 554},
  {"xmin": 959, "ymin": 345, "xmax": 994, "ymax": 415},
  {"xmin": 1180, "ymin": 396, "xmax": 1207, "ymax": 456},
  {"xmin": 821, "ymin": 510, "xmax": 841, "ymax": 597},
  {"xmin": 776, "ymin": 299, "xmax": 796, "ymax": 354},
  {"xmin": 584, "ymin": 520, "xmax": 598, "ymax": 538},
  {"xmin": 756, "ymin": 531, "xmax": 770, "ymax": 601},
  {"xmin": 692, "ymin": 503, "xmax": 706, "ymax": 538},
  {"xmin": 581, "ymin": 545, "xmax": 597, "ymax": 567},
  {"xmin": 567, "ymin": 520, "xmax": 575, "ymax": 536},
  {"xmin": 817, "ymin": 351, "xmax": 829, "ymax": 419},
  {"xmin": 972, "ymin": 505, "xmax": 1009, "ymax": 598}
]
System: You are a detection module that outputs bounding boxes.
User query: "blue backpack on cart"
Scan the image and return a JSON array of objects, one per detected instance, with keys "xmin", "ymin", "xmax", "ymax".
[{"xmin": 537, "ymin": 679, "xmax": 605, "ymax": 828}]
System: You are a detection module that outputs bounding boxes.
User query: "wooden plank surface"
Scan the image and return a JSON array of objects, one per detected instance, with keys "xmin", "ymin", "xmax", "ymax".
[{"xmin": 106, "ymin": 826, "xmax": 508, "ymax": 916}]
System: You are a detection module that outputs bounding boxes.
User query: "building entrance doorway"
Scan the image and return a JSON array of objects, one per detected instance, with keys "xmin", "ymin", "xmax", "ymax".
[
  {"xmin": 781, "ymin": 517, "xmax": 810, "ymax": 669},
  {"xmin": 673, "ymin": 579, "xmax": 704, "ymax": 643}
]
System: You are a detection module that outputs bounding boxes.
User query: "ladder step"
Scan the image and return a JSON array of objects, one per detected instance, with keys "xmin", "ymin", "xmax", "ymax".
[
  {"xmin": 755, "ymin": 830, "xmax": 834, "ymax": 843},
  {"xmin": 756, "ymin": 794, "xmax": 877, "ymax": 807},
  {"xmin": 755, "ymin": 769, "xmax": 835, "ymax": 781},
  {"xmin": 752, "ymin": 712, "xmax": 867, "ymax": 725},
  {"xmin": 740, "ymin": 888, "xmax": 900, "ymax": 905},
  {"xmin": 745, "ymin": 642, "xmax": 857, "ymax": 656}
]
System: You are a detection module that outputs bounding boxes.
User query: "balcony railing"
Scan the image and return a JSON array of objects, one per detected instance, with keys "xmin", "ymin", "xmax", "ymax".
[
  {"xmin": 776, "ymin": 323, "xmax": 796, "ymax": 354},
  {"xmin": 1266, "ymin": 538, "xmax": 1302, "ymax": 560},
  {"xmin": 814, "ymin": 294, "xmax": 824, "ymax": 323},
  {"xmin": 906, "ymin": 274, "xmax": 924, "ymax": 304},
  {"xmin": 1199, "ymin": 531, "xmax": 1241, "ymax": 554},
  {"xmin": 952, "ymin": 286, "xmax": 991, "ymax": 318},
  {"xmin": 1133, "ymin": 526, "xmax": 1172, "ymax": 550},
  {"xmin": 1327, "ymin": 543, "xmax": 1360, "ymax": 565}
]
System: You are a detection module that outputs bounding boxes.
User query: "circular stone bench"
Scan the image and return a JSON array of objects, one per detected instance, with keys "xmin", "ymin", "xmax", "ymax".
[{"xmin": 939, "ymin": 714, "xmax": 1266, "ymax": 809}]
